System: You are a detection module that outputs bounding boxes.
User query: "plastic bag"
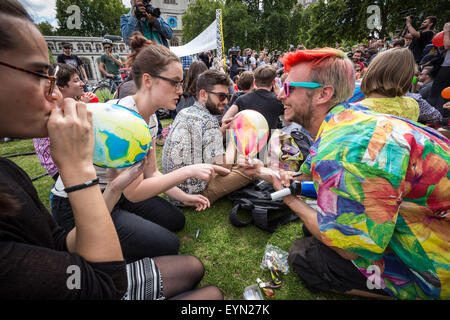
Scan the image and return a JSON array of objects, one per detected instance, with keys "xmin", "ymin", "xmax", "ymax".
[{"xmin": 260, "ymin": 243, "xmax": 289, "ymax": 274}]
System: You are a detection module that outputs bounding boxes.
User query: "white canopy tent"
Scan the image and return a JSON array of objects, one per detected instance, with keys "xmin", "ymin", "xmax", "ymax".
[{"xmin": 169, "ymin": 20, "xmax": 218, "ymax": 57}]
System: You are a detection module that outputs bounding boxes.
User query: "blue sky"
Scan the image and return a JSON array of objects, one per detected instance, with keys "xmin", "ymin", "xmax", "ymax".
[{"xmin": 19, "ymin": 0, "xmax": 132, "ymax": 28}]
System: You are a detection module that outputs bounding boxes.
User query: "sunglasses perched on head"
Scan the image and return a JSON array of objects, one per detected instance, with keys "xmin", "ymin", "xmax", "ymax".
[
  {"xmin": 206, "ymin": 91, "xmax": 231, "ymax": 102},
  {"xmin": 283, "ymin": 82, "xmax": 323, "ymax": 97}
]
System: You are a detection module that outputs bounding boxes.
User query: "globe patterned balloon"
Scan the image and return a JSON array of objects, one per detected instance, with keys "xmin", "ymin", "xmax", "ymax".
[
  {"xmin": 87, "ymin": 103, "xmax": 152, "ymax": 168},
  {"xmin": 231, "ymin": 109, "xmax": 269, "ymax": 158}
]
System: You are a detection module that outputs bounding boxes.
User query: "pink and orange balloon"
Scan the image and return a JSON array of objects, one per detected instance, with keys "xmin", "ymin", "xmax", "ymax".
[
  {"xmin": 231, "ymin": 110, "xmax": 269, "ymax": 158},
  {"xmin": 441, "ymin": 87, "xmax": 450, "ymax": 99}
]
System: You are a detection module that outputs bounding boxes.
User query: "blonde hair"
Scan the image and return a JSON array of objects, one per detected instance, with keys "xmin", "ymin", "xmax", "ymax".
[{"xmin": 361, "ymin": 48, "xmax": 415, "ymax": 97}]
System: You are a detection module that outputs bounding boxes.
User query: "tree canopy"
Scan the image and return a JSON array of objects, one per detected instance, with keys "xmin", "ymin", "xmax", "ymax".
[
  {"xmin": 55, "ymin": 0, "xmax": 128, "ymax": 37},
  {"xmin": 182, "ymin": 0, "xmax": 449, "ymax": 52}
]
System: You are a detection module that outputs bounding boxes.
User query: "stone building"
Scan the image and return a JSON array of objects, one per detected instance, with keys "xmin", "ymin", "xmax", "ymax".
[
  {"xmin": 44, "ymin": 35, "xmax": 131, "ymax": 85},
  {"xmin": 44, "ymin": 0, "xmax": 196, "ymax": 84}
]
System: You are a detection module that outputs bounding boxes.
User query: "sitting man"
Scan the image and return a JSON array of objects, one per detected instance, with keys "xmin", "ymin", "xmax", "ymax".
[
  {"xmin": 244, "ymin": 48, "xmax": 449, "ymax": 300},
  {"xmin": 162, "ymin": 70, "xmax": 254, "ymax": 205}
]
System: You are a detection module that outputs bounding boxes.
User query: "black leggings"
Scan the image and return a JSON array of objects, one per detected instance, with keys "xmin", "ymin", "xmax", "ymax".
[{"xmin": 51, "ymin": 193, "xmax": 185, "ymax": 262}]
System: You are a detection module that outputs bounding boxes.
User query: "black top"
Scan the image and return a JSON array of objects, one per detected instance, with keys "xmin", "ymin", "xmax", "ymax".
[
  {"xmin": 57, "ymin": 54, "xmax": 85, "ymax": 81},
  {"xmin": 409, "ymin": 30, "xmax": 434, "ymax": 64},
  {"xmin": 235, "ymin": 89, "xmax": 284, "ymax": 130},
  {"xmin": 0, "ymin": 157, "xmax": 127, "ymax": 299}
]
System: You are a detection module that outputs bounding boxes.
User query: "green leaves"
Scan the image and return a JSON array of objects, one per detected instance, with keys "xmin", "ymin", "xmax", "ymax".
[
  {"xmin": 55, "ymin": 0, "xmax": 128, "ymax": 37},
  {"xmin": 182, "ymin": 0, "xmax": 449, "ymax": 51}
]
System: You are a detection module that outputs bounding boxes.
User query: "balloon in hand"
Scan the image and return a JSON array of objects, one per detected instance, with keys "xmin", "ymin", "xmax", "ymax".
[
  {"xmin": 231, "ymin": 109, "xmax": 269, "ymax": 161},
  {"xmin": 86, "ymin": 103, "xmax": 152, "ymax": 168}
]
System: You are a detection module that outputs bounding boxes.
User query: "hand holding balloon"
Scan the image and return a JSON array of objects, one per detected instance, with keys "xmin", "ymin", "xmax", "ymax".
[
  {"xmin": 81, "ymin": 92, "xmax": 99, "ymax": 103},
  {"xmin": 86, "ymin": 103, "xmax": 152, "ymax": 169},
  {"xmin": 231, "ymin": 110, "xmax": 269, "ymax": 164}
]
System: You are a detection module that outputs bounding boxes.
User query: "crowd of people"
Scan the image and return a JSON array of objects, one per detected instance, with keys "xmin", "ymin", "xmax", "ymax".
[{"xmin": 0, "ymin": 0, "xmax": 449, "ymax": 301}]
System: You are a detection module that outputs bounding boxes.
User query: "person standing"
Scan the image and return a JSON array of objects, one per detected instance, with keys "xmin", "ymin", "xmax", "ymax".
[
  {"xmin": 406, "ymin": 16, "xmax": 437, "ymax": 64},
  {"xmin": 57, "ymin": 42, "xmax": 88, "ymax": 91},
  {"xmin": 99, "ymin": 39, "xmax": 123, "ymax": 90}
]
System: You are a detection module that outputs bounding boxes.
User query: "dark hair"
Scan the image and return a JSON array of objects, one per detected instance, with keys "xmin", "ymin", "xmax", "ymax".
[
  {"xmin": 196, "ymin": 70, "xmax": 232, "ymax": 96},
  {"xmin": 130, "ymin": 33, "xmax": 180, "ymax": 89},
  {"xmin": 0, "ymin": 1, "xmax": 31, "ymax": 216},
  {"xmin": 254, "ymin": 65, "xmax": 276, "ymax": 88},
  {"xmin": 426, "ymin": 16, "xmax": 437, "ymax": 29},
  {"xmin": 183, "ymin": 61, "xmax": 208, "ymax": 95},
  {"xmin": 393, "ymin": 39, "xmax": 405, "ymax": 48},
  {"xmin": 237, "ymin": 71, "xmax": 254, "ymax": 91},
  {"xmin": 51, "ymin": 63, "xmax": 78, "ymax": 87},
  {"xmin": 125, "ymin": 31, "xmax": 153, "ymax": 68},
  {"xmin": 0, "ymin": 0, "xmax": 33, "ymax": 52}
]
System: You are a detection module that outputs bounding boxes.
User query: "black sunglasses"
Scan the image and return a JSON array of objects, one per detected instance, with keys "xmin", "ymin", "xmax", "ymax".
[
  {"xmin": 149, "ymin": 73, "xmax": 183, "ymax": 90},
  {"xmin": 0, "ymin": 61, "xmax": 59, "ymax": 96},
  {"xmin": 206, "ymin": 91, "xmax": 231, "ymax": 102}
]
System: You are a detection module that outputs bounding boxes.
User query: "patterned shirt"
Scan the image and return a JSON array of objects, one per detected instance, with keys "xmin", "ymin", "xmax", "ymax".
[
  {"xmin": 162, "ymin": 101, "xmax": 224, "ymax": 204},
  {"xmin": 33, "ymin": 138, "xmax": 58, "ymax": 178},
  {"xmin": 300, "ymin": 102, "xmax": 450, "ymax": 299}
]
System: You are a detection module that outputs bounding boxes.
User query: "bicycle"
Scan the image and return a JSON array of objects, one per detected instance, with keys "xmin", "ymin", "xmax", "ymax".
[
  {"xmin": 90, "ymin": 68, "xmax": 131, "ymax": 103},
  {"xmin": 90, "ymin": 78, "xmax": 117, "ymax": 103}
]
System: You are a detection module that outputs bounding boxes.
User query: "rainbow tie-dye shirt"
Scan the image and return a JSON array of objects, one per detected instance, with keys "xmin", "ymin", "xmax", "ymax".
[{"xmin": 300, "ymin": 102, "xmax": 450, "ymax": 299}]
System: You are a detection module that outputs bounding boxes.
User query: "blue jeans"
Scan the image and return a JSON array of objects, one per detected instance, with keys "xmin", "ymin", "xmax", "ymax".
[
  {"xmin": 51, "ymin": 194, "xmax": 185, "ymax": 262},
  {"xmin": 107, "ymin": 76, "xmax": 122, "ymax": 91}
]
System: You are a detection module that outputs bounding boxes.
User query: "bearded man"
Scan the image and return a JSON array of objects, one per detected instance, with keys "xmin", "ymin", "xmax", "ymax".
[{"xmin": 162, "ymin": 70, "xmax": 254, "ymax": 205}]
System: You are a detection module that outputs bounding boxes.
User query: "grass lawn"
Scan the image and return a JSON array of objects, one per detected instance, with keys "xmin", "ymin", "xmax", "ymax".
[{"xmin": 0, "ymin": 119, "xmax": 356, "ymax": 300}]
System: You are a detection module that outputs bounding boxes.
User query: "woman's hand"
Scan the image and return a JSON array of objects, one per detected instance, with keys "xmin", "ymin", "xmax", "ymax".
[
  {"xmin": 80, "ymin": 92, "xmax": 96, "ymax": 103},
  {"xmin": 48, "ymin": 98, "xmax": 96, "ymax": 183},
  {"xmin": 187, "ymin": 164, "xmax": 230, "ymax": 181},
  {"xmin": 181, "ymin": 193, "xmax": 211, "ymax": 211},
  {"xmin": 106, "ymin": 159, "xmax": 147, "ymax": 194}
]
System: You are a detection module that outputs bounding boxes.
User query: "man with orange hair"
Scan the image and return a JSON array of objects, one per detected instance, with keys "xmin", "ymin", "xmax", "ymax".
[{"xmin": 245, "ymin": 48, "xmax": 449, "ymax": 299}]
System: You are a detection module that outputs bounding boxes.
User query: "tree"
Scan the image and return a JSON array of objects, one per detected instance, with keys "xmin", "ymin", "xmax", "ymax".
[
  {"xmin": 36, "ymin": 21, "xmax": 56, "ymax": 36},
  {"xmin": 55, "ymin": 0, "xmax": 128, "ymax": 37},
  {"xmin": 181, "ymin": 0, "xmax": 449, "ymax": 52},
  {"xmin": 181, "ymin": 0, "xmax": 223, "ymax": 44}
]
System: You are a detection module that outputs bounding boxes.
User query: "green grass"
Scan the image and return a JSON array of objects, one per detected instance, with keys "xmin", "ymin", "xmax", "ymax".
[{"xmin": 0, "ymin": 122, "xmax": 356, "ymax": 300}]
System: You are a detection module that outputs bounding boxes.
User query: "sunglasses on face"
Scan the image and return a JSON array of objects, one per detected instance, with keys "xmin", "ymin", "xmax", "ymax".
[
  {"xmin": 206, "ymin": 91, "xmax": 231, "ymax": 102},
  {"xmin": 104, "ymin": 46, "xmax": 111, "ymax": 49},
  {"xmin": 282, "ymin": 81, "xmax": 323, "ymax": 97},
  {"xmin": 0, "ymin": 61, "xmax": 59, "ymax": 96}
]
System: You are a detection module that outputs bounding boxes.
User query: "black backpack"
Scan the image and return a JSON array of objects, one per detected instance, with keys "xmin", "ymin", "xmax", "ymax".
[
  {"xmin": 227, "ymin": 179, "xmax": 299, "ymax": 233},
  {"xmin": 227, "ymin": 127, "xmax": 314, "ymax": 233}
]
